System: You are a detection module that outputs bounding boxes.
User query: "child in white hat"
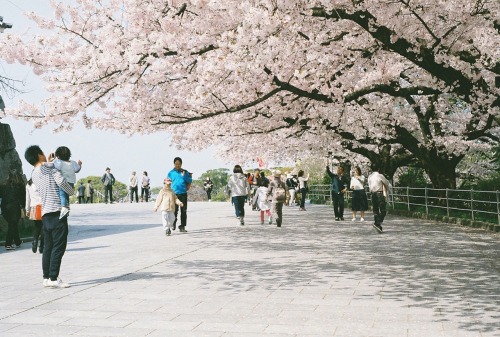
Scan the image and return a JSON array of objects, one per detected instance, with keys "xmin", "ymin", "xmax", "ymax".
[{"xmin": 154, "ymin": 178, "xmax": 184, "ymax": 236}]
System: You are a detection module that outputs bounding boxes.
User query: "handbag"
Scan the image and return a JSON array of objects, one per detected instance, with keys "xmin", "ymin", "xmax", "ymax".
[{"xmin": 34, "ymin": 204, "xmax": 42, "ymax": 221}]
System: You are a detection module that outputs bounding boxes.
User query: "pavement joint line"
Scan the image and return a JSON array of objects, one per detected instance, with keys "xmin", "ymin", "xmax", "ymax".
[{"xmin": 0, "ymin": 244, "xmax": 208, "ymax": 322}]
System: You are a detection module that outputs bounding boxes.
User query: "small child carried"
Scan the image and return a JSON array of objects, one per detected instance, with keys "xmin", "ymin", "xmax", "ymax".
[
  {"xmin": 46, "ymin": 146, "xmax": 82, "ymax": 219},
  {"xmin": 153, "ymin": 178, "xmax": 184, "ymax": 236}
]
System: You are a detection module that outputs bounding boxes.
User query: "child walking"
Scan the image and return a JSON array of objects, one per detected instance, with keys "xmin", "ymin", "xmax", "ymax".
[
  {"xmin": 46, "ymin": 146, "xmax": 82, "ymax": 219},
  {"xmin": 154, "ymin": 178, "xmax": 184, "ymax": 236},
  {"xmin": 257, "ymin": 180, "xmax": 272, "ymax": 224}
]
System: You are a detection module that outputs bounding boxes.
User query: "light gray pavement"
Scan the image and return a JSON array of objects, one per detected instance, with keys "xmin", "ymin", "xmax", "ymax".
[{"xmin": 0, "ymin": 201, "xmax": 499, "ymax": 337}]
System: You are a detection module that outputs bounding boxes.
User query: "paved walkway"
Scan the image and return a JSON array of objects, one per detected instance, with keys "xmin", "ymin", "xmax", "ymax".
[{"xmin": 0, "ymin": 202, "xmax": 499, "ymax": 337}]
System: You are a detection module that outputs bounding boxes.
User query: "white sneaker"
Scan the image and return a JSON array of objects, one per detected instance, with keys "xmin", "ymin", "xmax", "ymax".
[
  {"xmin": 46, "ymin": 278, "xmax": 70, "ymax": 288},
  {"xmin": 59, "ymin": 207, "xmax": 70, "ymax": 219},
  {"xmin": 351, "ymin": 218, "xmax": 356, "ymax": 222},
  {"xmin": 43, "ymin": 278, "xmax": 49, "ymax": 287},
  {"xmin": 360, "ymin": 218, "xmax": 365, "ymax": 222}
]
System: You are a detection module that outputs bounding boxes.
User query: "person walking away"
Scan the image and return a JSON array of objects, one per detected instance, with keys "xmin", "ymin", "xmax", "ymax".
[
  {"xmin": 227, "ymin": 165, "xmax": 251, "ymax": 226},
  {"xmin": 167, "ymin": 157, "xmax": 192, "ymax": 232},
  {"xmin": 367, "ymin": 163, "xmax": 391, "ymax": 232},
  {"xmin": 297, "ymin": 170, "xmax": 309, "ymax": 211},
  {"xmin": 1, "ymin": 171, "xmax": 26, "ymax": 250},
  {"xmin": 25, "ymin": 145, "xmax": 74, "ymax": 288},
  {"xmin": 26, "ymin": 179, "xmax": 44, "ymax": 253},
  {"xmin": 101, "ymin": 167, "xmax": 115, "ymax": 204},
  {"xmin": 350, "ymin": 166, "xmax": 368, "ymax": 222},
  {"xmin": 129, "ymin": 171, "xmax": 139, "ymax": 203},
  {"xmin": 326, "ymin": 160, "xmax": 348, "ymax": 220},
  {"xmin": 204, "ymin": 177, "xmax": 214, "ymax": 201},
  {"xmin": 153, "ymin": 178, "xmax": 184, "ymax": 236},
  {"xmin": 267, "ymin": 170, "xmax": 287, "ymax": 227},
  {"xmin": 47, "ymin": 146, "xmax": 82, "ymax": 218},
  {"xmin": 85, "ymin": 180, "xmax": 94, "ymax": 204},
  {"xmin": 257, "ymin": 179, "xmax": 271, "ymax": 224},
  {"xmin": 77, "ymin": 181, "xmax": 85, "ymax": 204}
]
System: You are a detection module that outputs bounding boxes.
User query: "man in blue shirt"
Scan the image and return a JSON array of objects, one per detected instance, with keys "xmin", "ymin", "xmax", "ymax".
[{"xmin": 167, "ymin": 157, "xmax": 192, "ymax": 232}]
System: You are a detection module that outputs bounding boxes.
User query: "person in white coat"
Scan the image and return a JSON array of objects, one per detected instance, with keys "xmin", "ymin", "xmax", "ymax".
[
  {"xmin": 26, "ymin": 179, "xmax": 44, "ymax": 254},
  {"xmin": 227, "ymin": 165, "xmax": 251, "ymax": 226},
  {"xmin": 367, "ymin": 163, "xmax": 391, "ymax": 232}
]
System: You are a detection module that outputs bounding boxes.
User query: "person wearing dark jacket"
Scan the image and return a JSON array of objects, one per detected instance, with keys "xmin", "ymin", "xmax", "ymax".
[
  {"xmin": 326, "ymin": 161, "xmax": 349, "ymax": 221},
  {"xmin": 1, "ymin": 172, "xmax": 26, "ymax": 250},
  {"xmin": 100, "ymin": 167, "xmax": 115, "ymax": 203}
]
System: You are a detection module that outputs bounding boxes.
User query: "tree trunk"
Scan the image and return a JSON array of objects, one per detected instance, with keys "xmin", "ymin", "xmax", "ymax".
[{"xmin": 421, "ymin": 153, "xmax": 461, "ymax": 190}]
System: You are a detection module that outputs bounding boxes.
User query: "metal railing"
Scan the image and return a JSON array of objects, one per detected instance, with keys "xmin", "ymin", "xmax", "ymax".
[{"xmin": 308, "ymin": 185, "xmax": 500, "ymax": 225}]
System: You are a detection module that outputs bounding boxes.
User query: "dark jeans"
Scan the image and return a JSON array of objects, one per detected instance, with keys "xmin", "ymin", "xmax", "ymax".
[
  {"xmin": 299, "ymin": 188, "xmax": 307, "ymax": 208},
  {"xmin": 78, "ymin": 196, "xmax": 85, "ymax": 204},
  {"xmin": 130, "ymin": 186, "xmax": 138, "ymax": 202},
  {"xmin": 371, "ymin": 192, "xmax": 387, "ymax": 225},
  {"xmin": 232, "ymin": 196, "xmax": 246, "ymax": 218},
  {"xmin": 174, "ymin": 193, "xmax": 188, "ymax": 229},
  {"xmin": 141, "ymin": 187, "xmax": 150, "ymax": 202},
  {"xmin": 2, "ymin": 205, "xmax": 21, "ymax": 246},
  {"xmin": 42, "ymin": 212, "xmax": 68, "ymax": 280},
  {"xmin": 331, "ymin": 191, "xmax": 345, "ymax": 218},
  {"xmin": 206, "ymin": 189, "xmax": 212, "ymax": 200},
  {"xmin": 104, "ymin": 185, "xmax": 113, "ymax": 203},
  {"xmin": 86, "ymin": 196, "xmax": 93, "ymax": 204}
]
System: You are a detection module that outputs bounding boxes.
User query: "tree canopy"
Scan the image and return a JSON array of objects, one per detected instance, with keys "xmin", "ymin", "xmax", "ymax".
[{"xmin": 1, "ymin": 1, "xmax": 499, "ymax": 188}]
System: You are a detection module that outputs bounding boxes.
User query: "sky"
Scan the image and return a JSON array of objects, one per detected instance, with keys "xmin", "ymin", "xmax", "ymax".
[{"xmin": 0, "ymin": 0, "xmax": 234, "ymax": 186}]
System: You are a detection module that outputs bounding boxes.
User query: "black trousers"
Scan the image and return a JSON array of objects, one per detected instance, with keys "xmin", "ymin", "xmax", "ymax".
[
  {"xmin": 104, "ymin": 185, "xmax": 113, "ymax": 203},
  {"xmin": 33, "ymin": 219, "xmax": 44, "ymax": 251},
  {"xmin": 42, "ymin": 212, "xmax": 68, "ymax": 280},
  {"xmin": 141, "ymin": 187, "xmax": 150, "ymax": 202},
  {"xmin": 130, "ymin": 186, "xmax": 138, "ymax": 202},
  {"xmin": 371, "ymin": 192, "xmax": 387, "ymax": 225},
  {"xmin": 2, "ymin": 205, "xmax": 21, "ymax": 246},
  {"xmin": 331, "ymin": 191, "xmax": 345, "ymax": 218},
  {"xmin": 174, "ymin": 193, "xmax": 188, "ymax": 229}
]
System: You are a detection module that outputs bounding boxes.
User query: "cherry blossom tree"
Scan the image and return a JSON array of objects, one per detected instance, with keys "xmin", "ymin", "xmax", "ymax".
[{"xmin": 1, "ymin": 0, "xmax": 498, "ymax": 188}]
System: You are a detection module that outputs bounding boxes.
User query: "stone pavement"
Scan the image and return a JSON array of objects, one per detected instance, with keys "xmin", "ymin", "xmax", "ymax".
[{"xmin": 0, "ymin": 202, "xmax": 499, "ymax": 337}]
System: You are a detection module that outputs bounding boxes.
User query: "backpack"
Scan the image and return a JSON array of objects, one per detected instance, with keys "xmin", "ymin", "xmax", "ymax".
[{"xmin": 273, "ymin": 182, "xmax": 287, "ymax": 202}]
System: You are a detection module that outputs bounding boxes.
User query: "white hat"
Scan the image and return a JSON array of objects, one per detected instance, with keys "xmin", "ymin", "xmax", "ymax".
[{"xmin": 273, "ymin": 170, "xmax": 281, "ymax": 177}]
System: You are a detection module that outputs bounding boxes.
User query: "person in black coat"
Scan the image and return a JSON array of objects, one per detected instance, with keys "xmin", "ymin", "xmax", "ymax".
[{"xmin": 1, "ymin": 172, "xmax": 26, "ymax": 250}]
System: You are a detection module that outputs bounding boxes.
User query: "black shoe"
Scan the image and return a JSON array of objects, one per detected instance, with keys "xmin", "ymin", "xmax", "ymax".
[
  {"xmin": 5, "ymin": 246, "xmax": 15, "ymax": 251},
  {"xmin": 15, "ymin": 241, "xmax": 23, "ymax": 248},
  {"xmin": 166, "ymin": 228, "xmax": 171, "ymax": 236},
  {"xmin": 32, "ymin": 240, "xmax": 37, "ymax": 253},
  {"xmin": 340, "ymin": 217, "xmax": 344, "ymax": 221},
  {"xmin": 372, "ymin": 223, "xmax": 383, "ymax": 233},
  {"xmin": 39, "ymin": 246, "xmax": 44, "ymax": 254},
  {"xmin": 179, "ymin": 227, "xmax": 187, "ymax": 233}
]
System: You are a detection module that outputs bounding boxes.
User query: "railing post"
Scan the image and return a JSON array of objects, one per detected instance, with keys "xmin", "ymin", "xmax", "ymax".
[
  {"xmin": 470, "ymin": 189, "xmax": 475, "ymax": 221},
  {"xmin": 446, "ymin": 188, "xmax": 450, "ymax": 218},
  {"xmin": 425, "ymin": 187, "xmax": 428, "ymax": 215},
  {"xmin": 497, "ymin": 190, "xmax": 500, "ymax": 225},
  {"xmin": 407, "ymin": 186, "xmax": 410, "ymax": 211}
]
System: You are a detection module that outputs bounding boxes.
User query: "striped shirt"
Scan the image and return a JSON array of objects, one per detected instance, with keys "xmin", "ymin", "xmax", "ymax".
[{"xmin": 31, "ymin": 165, "xmax": 74, "ymax": 216}]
